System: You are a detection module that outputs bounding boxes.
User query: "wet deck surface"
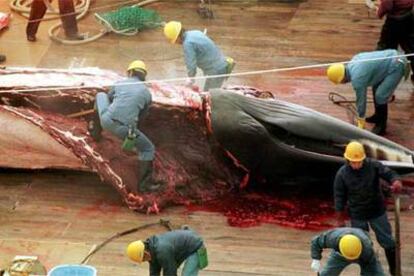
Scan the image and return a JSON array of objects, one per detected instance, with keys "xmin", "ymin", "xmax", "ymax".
[{"xmin": 0, "ymin": 0, "xmax": 413, "ymax": 275}]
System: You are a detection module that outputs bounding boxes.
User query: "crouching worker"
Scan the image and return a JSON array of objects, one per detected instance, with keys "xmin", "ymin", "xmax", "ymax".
[
  {"xmin": 326, "ymin": 49, "xmax": 407, "ymax": 135},
  {"xmin": 126, "ymin": 229, "xmax": 208, "ymax": 276},
  {"xmin": 89, "ymin": 60, "xmax": 160, "ymax": 193},
  {"xmin": 310, "ymin": 227, "xmax": 385, "ymax": 276}
]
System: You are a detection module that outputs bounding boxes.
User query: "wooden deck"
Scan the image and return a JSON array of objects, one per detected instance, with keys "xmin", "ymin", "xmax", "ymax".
[{"xmin": 0, "ymin": 0, "xmax": 413, "ymax": 275}]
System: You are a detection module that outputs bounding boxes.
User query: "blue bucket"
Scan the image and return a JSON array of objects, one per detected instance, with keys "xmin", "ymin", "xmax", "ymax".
[{"xmin": 48, "ymin": 265, "xmax": 97, "ymax": 276}]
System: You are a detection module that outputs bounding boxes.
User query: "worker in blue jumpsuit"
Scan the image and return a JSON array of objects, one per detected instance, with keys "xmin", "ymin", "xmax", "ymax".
[
  {"xmin": 326, "ymin": 49, "xmax": 407, "ymax": 135},
  {"xmin": 163, "ymin": 21, "xmax": 234, "ymax": 91},
  {"xmin": 89, "ymin": 60, "xmax": 159, "ymax": 193},
  {"xmin": 126, "ymin": 229, "xmax": 208, "ymax": 276},
  {"xmin": 333, "ymin": 141, "xmax": 403, "ymax": 275},
  {"xmin": 310, "ymin": 227, "xmax": 385, "ymax": 276}
]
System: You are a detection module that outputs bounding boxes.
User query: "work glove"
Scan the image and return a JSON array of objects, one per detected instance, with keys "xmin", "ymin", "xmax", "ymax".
[
  {"xmin": 357, "ymin": 117, "xmax": 365, "ymax": 129},
  {"xmin": 391, "ymin": 180, "xmax": 403, "ymax": 194},
  {"xmin": 185, "ymin": 77, "xmax": 195, "ymax": 87},
  {"xmin": 311, "ymin": 259, "xmax": 321, "ymax": 272}
]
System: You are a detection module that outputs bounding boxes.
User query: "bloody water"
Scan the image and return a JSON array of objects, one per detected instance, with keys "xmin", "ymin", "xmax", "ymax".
[
  {"xmin": 187, "ymin": 178, "xmax": 414, "ymax": 230},
  {"xmin": 187, "ymin": 192, "xmax": 339, "ymax": 230}
]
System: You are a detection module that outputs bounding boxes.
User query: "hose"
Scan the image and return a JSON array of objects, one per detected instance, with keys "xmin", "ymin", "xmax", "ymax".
[{"xmin": 9, "ymin": 0, "xmax": 162, "ymax": 45}]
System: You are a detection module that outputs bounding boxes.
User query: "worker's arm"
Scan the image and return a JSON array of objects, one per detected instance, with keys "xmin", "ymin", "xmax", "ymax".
[
  {"xmin": 183, "ymin": 42, "xmax": 198, "ymax": 78},
  {"xmin": 353, "ymin": 84, "xmax": 368, "ymax": 119},
  {"xmin": 333, "ymin": 171, "xmax": 347, "ymax": 213},
  {"xmin": 377, "ymin": 0, "xmax": 393, "ymax": 18},
  {"xmin": 107, "ymin": 86, "xmax": 115, "ymax": 102},
  {"xmin": 376, "ymin": 162, "xmax": 403, "ymax": 192},
  {"xmin": 149, "ymin": 261, "xmax": 161, "ymax": 276},
  {"xmin": 310, "ymin": 231, "xmax": 330, "ymax": 260},
  {"xmin": 157, "ymin": 250, "xmax": 178, "ymax": 276}
]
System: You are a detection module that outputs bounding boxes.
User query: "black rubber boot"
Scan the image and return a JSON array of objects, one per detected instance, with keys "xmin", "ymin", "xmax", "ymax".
[
  {"xmin": 366, "ymin": 94, "xmax": 378, "ymax": 123},
  {"xmin": 87, "ymin": 108, "xmax": 102, "ymax": 142},
  {"xmin": 138, "ymin": 160, "xmax": 161, "ymax": 193},
  {"xmin": 385, "ymin": 248, "xmax": 396, "ymax": 276},
  {"xmin": 372, "ymin": 104, "xmax": 388, "ymax": 135}
]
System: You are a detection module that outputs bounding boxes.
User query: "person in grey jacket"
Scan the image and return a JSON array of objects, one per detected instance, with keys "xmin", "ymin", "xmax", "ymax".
[
  {"xmin": 89, "ymin": 60, "xmax": 159, "ymax": 193},
  {"xmin": 310, "ymin": 227, "xmax": 384, "ymax": 276},
  {"xmin": 327, "ymin": 49, "xmax": 407, "ymax": 135},
  {"xmin": 126, "ymin": 229, "xmax": 207, "ymax": 276},
  {"xmin": 334, "ymin": 141, "xmax": 402, "ymax": 275},
  {"xmin": 164, "ymin": 21, "xmax": 232, "ymax": 91}
]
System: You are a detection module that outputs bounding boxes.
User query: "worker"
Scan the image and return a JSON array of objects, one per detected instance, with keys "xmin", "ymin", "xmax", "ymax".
[
  {"xmin": 126, "ymin": 229, "xmax": 208, "ymax": 276},
  {"xmin": 375, "ymin": 0, "xmax": 414, "ymax": 83},
  {"xmin": 26, "ymin": 0, "xmax": 84, "ymax": 42},
  {"xmin": 0, "ymin": 54, "xmax": 5, "ymax": 63},
  {"xmin": 163, "ymin": 21, "xmax": 234, "ymax": 91},
  {"xmin": 334, "ymin": 141, "xmax": 403, "ymax": 275},
  {"xmin": 326, "ymin": 49, "xmax": 407, "ymax": 135},
  {"xmin": 310, "ymin": 227, "xmax": 385, "ymax": 275},
  {"xmin": 90, "ymin": 60, "xmax": 160, "ymax": 193}
]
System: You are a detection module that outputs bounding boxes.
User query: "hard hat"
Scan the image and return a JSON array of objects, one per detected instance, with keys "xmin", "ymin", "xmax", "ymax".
[
  {"xmin": 327, "ymin": 63, "xmax": 345, "ymax": 84},
  {"xmin": 126, "ymin": 240, "xmax": 145, "ymax": 263},
  {"xmin": 339, "ymin": 234, "xmax": 362, "ymax": 260},
  {"xmin": 127, "ymin": 60, "xmax": 147, "ymax": 74},
  {"xmin": 164, "ymin": 21, "xmax": 182, "ymax": 44},
  {"xmin": 344, "ymin": 141, "xmax": 366, "ymax": 162}
]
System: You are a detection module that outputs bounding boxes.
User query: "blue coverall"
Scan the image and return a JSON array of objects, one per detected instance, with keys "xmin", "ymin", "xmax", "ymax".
[
  {"xmin": 311, "ymin": 227, "xmax": 385, "ymax": 276},
  {"xmin": 182, "ymin": 30, "xmax": 228, "ymax": 91},
  {"xmin": 346, "ymin": 49, "xmax": 406, "ymax": 118},
  {"xmin": 96, "ymin": 76, "xmax": 155, "ymax": 161},
  {"xmin": 146, "ymin": 230, "xmax": 206, "ymax": 276}
]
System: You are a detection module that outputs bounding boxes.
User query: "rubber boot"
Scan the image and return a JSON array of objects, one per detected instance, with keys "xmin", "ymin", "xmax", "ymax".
[
  {"xmin": 385, "ymin": 248, "xmax": 396, "ymax": 276},
  {"xmin": 87, "ymin": 107, "xmax": 102, "ymax": 141},
  {"xmin": 372, "ymin": 104, "xmax": 388, "ymax": 135},
  {"xmin": 138, "ymin": 160, "xmax": 161, "ymax": 193},
  {"xmin": 366, "ymin": 98, "xmax": 378, "ymax": 123}
]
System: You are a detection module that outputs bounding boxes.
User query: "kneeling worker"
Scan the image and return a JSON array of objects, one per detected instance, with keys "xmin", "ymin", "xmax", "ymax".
[
  {"xmin": 310, "ymin": 227, "xmax": 385, "ymax": 275},
  {"xmin": 327, "ymin": 49, "xmax": 407, "ymax": 135},
  {"xmin": 90, "ymin": 60, "xmax": 160, "ymax": 193},
  {"xmin": 126, "ymin": 229, "xmax": 208, "ymax": 276}
]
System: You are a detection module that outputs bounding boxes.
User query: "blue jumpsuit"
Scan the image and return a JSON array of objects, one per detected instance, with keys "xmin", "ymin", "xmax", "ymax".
[
  {"xmin": 311, "ymin": 227, "xmax": 384, "ymax": 276},
  {"xmin": 96, "ymin": 76, "xmax": 155, "ymax": 161},
  {"xmin": 346, "ymin": 49, "xmax": 406, "ymax": 118},
  {"xmin": 182, "ymin": 30, "xmax": 228, "ymax": 91}
]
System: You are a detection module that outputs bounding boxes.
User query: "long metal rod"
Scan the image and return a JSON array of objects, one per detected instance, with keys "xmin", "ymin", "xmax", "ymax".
[{"xmin": 395, "ymin": 195, "xmax": 401, "ymax": 276}]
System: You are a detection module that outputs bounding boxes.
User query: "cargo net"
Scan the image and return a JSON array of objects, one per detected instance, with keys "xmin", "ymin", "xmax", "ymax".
[{"xmin": 95, "ymin": 6, "xmax": 163, "ymax": 35}]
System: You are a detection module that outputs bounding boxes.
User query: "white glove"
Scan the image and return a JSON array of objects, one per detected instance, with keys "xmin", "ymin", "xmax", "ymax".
[
  {"xmin": 185, "ymin": 77, "xmax": 195, "ymax": 87},
  {"xmin": 311, "ymin": 259, "xmax": 321, "ymax": 272}
]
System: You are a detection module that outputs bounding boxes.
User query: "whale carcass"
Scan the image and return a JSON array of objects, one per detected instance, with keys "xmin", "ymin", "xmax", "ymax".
[{"xmin": 0, "ymin": 67, "xmax": 413, "ymax": 213}]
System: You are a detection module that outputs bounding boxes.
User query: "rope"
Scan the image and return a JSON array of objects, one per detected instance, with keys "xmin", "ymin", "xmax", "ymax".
[
  {"xmin": 4, "ymin": 52, "xmax": 414, "ymax": 93},
  {"xmin": 80, "ymin": 218, "xmax": 173, "ymax": 265},
  {"xmin": 9, "ymin": 0, "xmax": 162, "ymax": 45}
]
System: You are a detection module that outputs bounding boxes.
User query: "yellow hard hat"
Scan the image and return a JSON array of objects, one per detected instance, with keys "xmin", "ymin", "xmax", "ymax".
[
  {"xmin": 127, "ymin": 60, "xmax": 147, "ymax": 74},
  {"xmin": 344, "ymin": 141, "xmax": 366, "ymax": 162},
  {"xmin": 339, "ymin": 234, "xmax": 362, "ymax": 260},
  {"xmin": 327, "ymin": 63, "xmax": 345, "ymax": 84},
  {"xmin": 126, "ymin": 240, "xmax": 145, "ymax": 263},
  {"xmin": 164, "ymin": 21, "xmax": 182, "ymax": 44}
]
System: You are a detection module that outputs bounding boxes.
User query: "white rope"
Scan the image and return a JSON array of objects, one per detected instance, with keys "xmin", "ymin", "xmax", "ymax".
[{"xmin": 3, "ymin": 53, "xmax": 414, "ymax": 93}]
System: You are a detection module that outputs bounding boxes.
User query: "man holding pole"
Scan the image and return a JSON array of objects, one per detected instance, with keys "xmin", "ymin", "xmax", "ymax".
[{"xmin": 333, "ymin": 141, "xmax": 403, "ymax": 275}]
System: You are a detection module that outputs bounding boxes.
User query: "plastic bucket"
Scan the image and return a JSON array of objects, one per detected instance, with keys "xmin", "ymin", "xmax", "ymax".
[{"xmin": 47, "ymin": 265, "xmax": 97, "ymax": 276}]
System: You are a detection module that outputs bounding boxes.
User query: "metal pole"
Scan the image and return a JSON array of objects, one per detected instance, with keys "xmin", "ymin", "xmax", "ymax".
[{"xmin": 395, "ymin": 195, "xmax": 401, "ymax": 276}]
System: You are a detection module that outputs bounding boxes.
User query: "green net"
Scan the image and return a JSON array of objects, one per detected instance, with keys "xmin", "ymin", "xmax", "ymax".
[{"xmin": 95, "ymin": 6, "xmax": 163, "ymax": 35}]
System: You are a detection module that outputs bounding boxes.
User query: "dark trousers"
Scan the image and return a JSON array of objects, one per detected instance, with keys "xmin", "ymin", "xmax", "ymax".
[
  {"xmin": 26, "ymin": 0, "xmax": 79, "ymax": 38},
  {"xmin": 376, "ymin": 12, "xmax": 414, "ymax": 80}
]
